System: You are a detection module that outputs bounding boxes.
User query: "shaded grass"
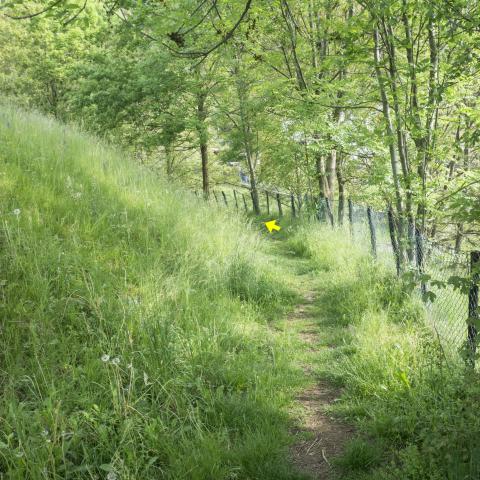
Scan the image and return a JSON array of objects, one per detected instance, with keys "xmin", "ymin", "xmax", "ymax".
[{"xmin": 0, "ymin": 103, "xmax": 307, "ymax": 479}]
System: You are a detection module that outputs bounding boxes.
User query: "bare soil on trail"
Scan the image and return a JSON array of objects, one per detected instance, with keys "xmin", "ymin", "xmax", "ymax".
[{"xmin": 289, "ymin": 293, "xmax": 354, "ymax": 479}]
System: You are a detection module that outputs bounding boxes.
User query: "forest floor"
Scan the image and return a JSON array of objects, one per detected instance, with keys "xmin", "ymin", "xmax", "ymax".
[{"xmin": 268, "ymin": 242, "xmax": 355, "ymax": 479}]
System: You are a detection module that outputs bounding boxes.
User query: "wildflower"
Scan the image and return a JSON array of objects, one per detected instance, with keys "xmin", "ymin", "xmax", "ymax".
[
  {"xmin": 106, "ymin": 472, "xmax": 117, "ymax": 480},
  {"xmin": 12, "ymin": 209, "xmax": 20, "ymax": 216},
  {"xmin": 111, "ymin": 357, "xmax": 120, "ymax": 366},
  {"xmin": 72, "ymin": 192, "xmax": 82, "ymax": 199},
  {"xmin": 41, "ymin": 429, "xmax": 49, "ymax": 438},
  {"xmin": 101, "ymin": 354, "xmax": 110, "ymax": 363}
]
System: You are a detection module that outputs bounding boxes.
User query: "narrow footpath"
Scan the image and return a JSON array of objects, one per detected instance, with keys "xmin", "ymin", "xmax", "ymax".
[{"xmin": 270, "ymin": 247, "xmax": 354, "ymax": 480}]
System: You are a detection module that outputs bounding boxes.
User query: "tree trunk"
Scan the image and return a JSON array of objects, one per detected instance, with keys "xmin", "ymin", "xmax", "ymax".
[
  {"xmin": 316, "ymin": 154, "xmax": 328, "ymax": 198},
  {"xmin": 454, "ymin": 223, "xmax": 464, "ymax": 253},
  {"xmin": 234, "ymin": 54, "xmax": 260, "ymax": 214},
  {"xmin": 165, "ymin": 144, "xmax": 174, "ymax": 177},
  {"xmin": 382, "ymin": 20, "xmax": 415, "ymax": 260},
  {"xmin": 337, "ymin": 152, "xmax": 345, "ymax": 225},
  {"xmin": 196, "ymin": 91, "xmax": 209, "ymax": 198},
  {"xmin": 326, "ymin": 149, "xmax": 336, "ymax": 202},
  {"xmin": 373, "ymin": 26, "xmax": 405, "ymax": 263}
]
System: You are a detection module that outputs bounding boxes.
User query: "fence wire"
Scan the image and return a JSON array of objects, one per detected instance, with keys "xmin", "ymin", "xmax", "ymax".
[
  {"xmin": 203, "ymin": 187, "xmax": 477, "ymax": 359},
  {"xmin": 327, "ymin": 197, "xmax": 472, "ymax": 357}
]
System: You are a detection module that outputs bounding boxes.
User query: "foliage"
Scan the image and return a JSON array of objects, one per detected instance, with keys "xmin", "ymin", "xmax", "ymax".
[{"xmin": 1, "ymin": 0, "xmax": 478, "ymax": 247}]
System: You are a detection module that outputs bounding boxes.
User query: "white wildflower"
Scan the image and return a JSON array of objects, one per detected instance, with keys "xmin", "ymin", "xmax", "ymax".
[
  {"xmin": 106, "ymin": 472, "xmax": 117, "ymax": 480},
  {"xmin": 101, "ymin": 354, "xmax": 110, "ymax": 363},
  {"xmin": 12, "ymin": 209, "xmax": 20, "ymax": 216},
  {"xmin": 111, "ymin": 357, "xmax": 120, "ymax": 366},
  {"xmin": 41, "ymin": 429, "xmax": 49, "ymax": 438}
]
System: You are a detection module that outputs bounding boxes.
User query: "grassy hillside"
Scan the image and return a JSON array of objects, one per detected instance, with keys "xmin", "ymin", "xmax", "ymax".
[{"xmin": 0, "ymin": 103, "xmax": 304, "ymax": 479}]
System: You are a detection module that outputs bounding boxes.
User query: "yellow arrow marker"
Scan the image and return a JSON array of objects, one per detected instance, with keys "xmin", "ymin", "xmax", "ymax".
[{"xmin": 264, "ymin": 219, "xmax": 281, "ymax": 233}]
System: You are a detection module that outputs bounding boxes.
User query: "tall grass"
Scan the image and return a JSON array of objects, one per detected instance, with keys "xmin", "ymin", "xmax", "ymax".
[
  {"xmin": 0, "ymin": 103, "xmax": 303, "ymax": 479},
  {"xmin": 285, "ymin": 224, "xmax": 480, "ymax": 480}
]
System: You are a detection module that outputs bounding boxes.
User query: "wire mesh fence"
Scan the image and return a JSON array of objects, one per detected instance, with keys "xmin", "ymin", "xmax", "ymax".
[
  {"xmin": 201, "ymin": 187, "xmax": 479, "ymax": 361},
  {"xmin": 346, "ymin": 200, "xmax": 472, "ymax": 356},
  {"xmin": 318, "ymin": 197, "xmax": 477, "ymax": 360}
]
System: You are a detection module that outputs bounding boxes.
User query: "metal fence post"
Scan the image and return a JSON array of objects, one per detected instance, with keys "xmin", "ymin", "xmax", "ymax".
[
  {"xmin": 233, "ymin": 190, "xmax": 239, "ymax": 210},
  {"xmin": 276, "ymin": 193, "xmax": 283, "ymax": 216},
  {"xmin": 348, "ymin": 198, "xmax": 354, "ymax": 237},
  {"xmin": 468, "ymin": 251, "xmax": 480, "ymax": 361},
  {"xmin": 242, "ymin": 193, "xmax": 248, "ymax": 212},
  {"xmin": 387, "ymin": 206, "xmax": 400, "ymax": 275},
  {"xmin": 367, "ymin": 206, "xmax": 377, "ymax": 258},
  {"xmin": 415, "ymin": 226, "xmax": 427, "ymax": 296},
  {"xmin": 266, "ymin": 191, "xmax": 270, "ymax": 215},
  {"xmin": 291, "ymin": 194, "xmax": 296, "ymax": 218},
  {"xmin": 221, "ymin": 191, "xmax": 228, "ymax": 207}
]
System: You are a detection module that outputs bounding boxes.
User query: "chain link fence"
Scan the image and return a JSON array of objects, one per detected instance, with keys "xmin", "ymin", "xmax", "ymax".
[
  {"xmin": 202, "ymin": 187, "xmax": 479, "ymax": 360},
  {"xmin": 345, "ymin": 200, "xmax": 472, "ymax": 356}
]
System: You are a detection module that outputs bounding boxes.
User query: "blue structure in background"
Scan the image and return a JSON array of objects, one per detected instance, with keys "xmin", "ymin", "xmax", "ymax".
[{"xmin": 240, "ymin": 171, "xmax": 250, "ymax": 185}]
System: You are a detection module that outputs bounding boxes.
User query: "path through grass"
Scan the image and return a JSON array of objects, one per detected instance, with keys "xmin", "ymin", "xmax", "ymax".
[{"xmin": 264, "ymin": 242, "xmax": 354, "ymax": 479}]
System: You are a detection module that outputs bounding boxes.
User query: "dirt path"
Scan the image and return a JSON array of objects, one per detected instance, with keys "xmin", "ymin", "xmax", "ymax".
[{"xmin": 288, "ymin": 291, "xmax": 354, "ymax": 479}]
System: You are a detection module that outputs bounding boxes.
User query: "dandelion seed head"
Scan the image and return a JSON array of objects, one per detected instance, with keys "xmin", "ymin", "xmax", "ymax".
[
  {"xmin": 13, "ymin": 209, "xmax": 20, "ymax": 216},
  {"xmin": 101, "ymin": 354, "xmax": 110, "ymax": 363},
  {"xmin": 111, "ymin": 357, "xmax": 120, "ymax": 366}
]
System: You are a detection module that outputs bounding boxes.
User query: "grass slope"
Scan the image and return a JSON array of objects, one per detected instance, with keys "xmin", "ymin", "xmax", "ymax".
[{"xmin": 0, "ymin": 103, "xmax": 306, "ymax": 479}]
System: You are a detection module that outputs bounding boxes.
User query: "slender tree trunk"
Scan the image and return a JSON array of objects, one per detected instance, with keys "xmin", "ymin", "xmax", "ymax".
[
  {"xmin": 454, "ymin": 223, "xmax": 464, "ymax": 253},
  {"xmin": 337, "ymin": 152, "xmax": 345, "ymax": 225},
  {"xmin": 382, "ymin": 20, "xmax": 415, "ymax": 260},
  {"xmin": 326, "ymin": 150, "xmax": 336, "ymax": 201},
  {"xmin": 419, "ymin": 11, "xmax": 440, "ymax": 231},
  {"xmin": 316, "ymin": 154, "xmax": 328, "ymax": 198},
  {"xmin": 234, "ymin": 56, "xmax": 260, "ymax": 214},
  {"xmin": 165, "ymin": 144, "xmax": 174, "ymax": 177},
  {"xmin": 373, "ymin": 27, "xmax": 405, "ymax": 256},
  {"xmin": 196, "ymin": 91, "xmax": 209, "ymax": 198}
]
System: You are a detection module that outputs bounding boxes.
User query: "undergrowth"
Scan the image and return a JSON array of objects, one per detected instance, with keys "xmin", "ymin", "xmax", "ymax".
[
  {"xmin": 0, "ymin": 103, "xmax": 305, "ymax": 479},
  {"xmin": 285, "ymin": 224, "xmax": 480, "ymax": 480}
]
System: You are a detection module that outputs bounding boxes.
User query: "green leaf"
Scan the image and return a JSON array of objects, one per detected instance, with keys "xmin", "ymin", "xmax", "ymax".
[{"xmin": 422, "ymin": 291, "xmax": 437, "ymax": 303}]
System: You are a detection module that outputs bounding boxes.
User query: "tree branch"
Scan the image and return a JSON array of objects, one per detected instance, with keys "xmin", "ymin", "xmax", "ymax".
[
  {"xmin": 176, "ymin": 0, "xmax": 253, "ymax": 58},
  {"xmin": 3, "ymin": 0, "xmax": 63, "ymax": 20}
]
